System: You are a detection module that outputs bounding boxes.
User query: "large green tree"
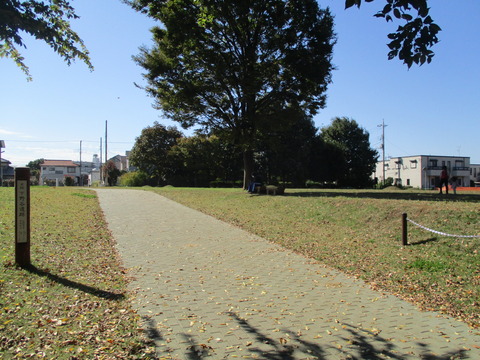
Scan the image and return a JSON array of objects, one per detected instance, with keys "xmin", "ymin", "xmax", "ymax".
[
  {"xmin": 0, "ymin": 0, "xmax": 93, "ymax": 79},
  {"xmin": 344, "ymin": 0, "xmax": 441, "ymax": 67},
  {"xmin": 169, "ymin": 134, "xmax": 243, "ymax": 187},
  {"xmin": 128, "ymin": 0, "xmax": 336, "ymax": 188},
  {"xmin": 321, "ymin": 117, "xmax": 378, "ymax": 188},
  {"xmin": 129, "ymin": 122, "xmax": 183, "ymax": 186},
  {"xmin": 256, "ymin": 113, "xmax": 319, "ymax": 187}
]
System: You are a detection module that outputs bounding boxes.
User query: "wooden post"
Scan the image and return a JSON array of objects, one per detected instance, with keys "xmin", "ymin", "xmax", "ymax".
[
  {"xmin": 15, "ymin": 167, "xmax": 31, "ymax": 267},
  {"xmin": 402, "ymin": 213, "xmax": 408, "ymax": 246}
]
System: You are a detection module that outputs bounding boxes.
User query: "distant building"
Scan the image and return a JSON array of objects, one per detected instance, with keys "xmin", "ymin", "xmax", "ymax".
[
  {"xmin": 470, "ymin": 164, "xmax": 480, "ymax": 186},
  {"xmin": 374, "ymin": 155, "xmax": 472, "ymax": 189},
  {"xmin": 39, "ymin": 160, "xmax": 80, "ymax": 186},
  {"xmin": 108, "ymin": 151, "xmax": 135, "ymax": 172},
  {"xmin": 1, "ymin": 158, "xmax": 15, "ymax": 185}
]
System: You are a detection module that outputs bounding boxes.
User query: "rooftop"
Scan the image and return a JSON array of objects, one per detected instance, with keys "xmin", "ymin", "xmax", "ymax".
[{"xmin": 41, "ymin": 160, "xmax": 79, "ymax": 167}]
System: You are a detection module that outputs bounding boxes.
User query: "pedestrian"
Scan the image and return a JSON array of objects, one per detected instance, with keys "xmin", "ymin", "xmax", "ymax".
[
  {"xmin": 450, "ymin": 176, "xmax": 458, "ymax": 195},
  {"xmin": 439, "ymin": 166, "xmax": 449, "ymax": 194},
  {"xmin": 247, "ymin": 173, "xmax": 263, "ymax": 193}
]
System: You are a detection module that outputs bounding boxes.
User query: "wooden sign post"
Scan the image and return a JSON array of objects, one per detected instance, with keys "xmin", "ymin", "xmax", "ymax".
[{"xmin": 15, "ymin": 167, "xmax": 31, "ymax": 267}]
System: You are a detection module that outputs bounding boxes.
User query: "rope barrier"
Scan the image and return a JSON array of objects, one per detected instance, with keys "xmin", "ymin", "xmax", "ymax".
[{"xmin": 406, "ymin": 217, "xmax": 480, "ymax": 238}]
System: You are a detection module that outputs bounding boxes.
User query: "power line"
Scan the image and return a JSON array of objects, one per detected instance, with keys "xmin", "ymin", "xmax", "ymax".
[{"xmin": 4, "ymin": 139, "xmax": 133, "ymax": 144}]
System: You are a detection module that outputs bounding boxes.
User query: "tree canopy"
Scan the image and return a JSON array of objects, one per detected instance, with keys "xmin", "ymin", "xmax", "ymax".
[
  {"xmin": 321, "ymin": 117, "xmax": 379, "ymax": 187},
  {"xmin": 344, "ymin": 0, "xmax": 441, "ymax": 67},
  {"xmin": 0, "ymin": 0, "xmax": 93, "ymax": 79},
  {"xmin": 128, "ymin": 122, "xmax": 183, "ymax": 186},
  {"xmin": 128, "ymin": 0, "xmax": 336, "ymax": 187}
]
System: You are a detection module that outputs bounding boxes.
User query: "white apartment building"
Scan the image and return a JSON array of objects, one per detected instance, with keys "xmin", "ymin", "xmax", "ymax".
[
  {"xmin": 470, "ymin": 164, "xmax": 480, "ymax": 186},
  {"xmin": 374, "ymin": 155, "xmax": 472, "ymax": 189}
]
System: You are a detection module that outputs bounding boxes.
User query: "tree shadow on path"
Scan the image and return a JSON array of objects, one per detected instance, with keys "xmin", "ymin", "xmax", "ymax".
[{"xmin": 142, "ymin": 312, "xmax": 470, "ymax": 359}]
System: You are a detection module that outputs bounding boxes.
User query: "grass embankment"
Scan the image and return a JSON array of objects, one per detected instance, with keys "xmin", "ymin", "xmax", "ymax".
[
  {"xmin": 0, "ymin": 187, "xmax": 155, "ymax": 359},
  {"xmin": 147, "ymin": 187, "xmax": 480, "ymax": 329}
]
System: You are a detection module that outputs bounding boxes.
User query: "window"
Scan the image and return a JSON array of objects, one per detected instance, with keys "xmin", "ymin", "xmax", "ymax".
[
  {"xmin": 430, "ymin": 159, "xmax": 437, "ymax": 167},
  {"xmin": 410, "ymin": 160, "xmax": 417, "ymax": 169},
  {"xmin": 55, "ymin": 170, "xmax": 63, "ymax": 174},
  {"xmin": 49, "ymin": 167, "xmax": 55, "ymax": 171},
  {"xmin": 68, "ymin": 167, "xmax": 76, "ymax": 173},
  {"xmin": 407, "ymin": 179, "xmax": 410, "ymax": 186}
]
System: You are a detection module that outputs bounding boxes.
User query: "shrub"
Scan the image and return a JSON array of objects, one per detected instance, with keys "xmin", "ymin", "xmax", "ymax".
[
  {"xmin": 64, "ymin": 177, "xmax": 75, "ymax": 186},
  {"xmin": 119, "ymin": 171, "xmax": 149, "ymax": 187},
  {"xmin": 376, "ymin": 177, "xmax": 394, "ymax": 189},
  {"xmin": 209, "ymin": 179, "xmax": 242, "ymax": 188}
]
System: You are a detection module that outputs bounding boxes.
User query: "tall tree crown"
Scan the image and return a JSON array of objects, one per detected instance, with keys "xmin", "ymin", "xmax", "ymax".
[{"xmin": 131, "ymin": 0, "xmax": 336, "ymax": 144}]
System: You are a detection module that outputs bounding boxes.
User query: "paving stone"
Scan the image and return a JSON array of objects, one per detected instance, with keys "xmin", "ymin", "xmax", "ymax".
[{"xmin": 96, "ymin": 189, "xmax": 480, "ymax": 360}]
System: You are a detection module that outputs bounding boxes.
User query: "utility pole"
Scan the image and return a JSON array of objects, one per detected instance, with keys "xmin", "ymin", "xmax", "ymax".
[
  {"xmin": 100, "ymin": 137, "xmax": 103, "ymax": 185},
  {"xmin": 79, "ymin": 140, "xmax": 83, "ymax": 186},
  {"xmin": 378, "ymin": 119, "xmax": 387, "ymax": 186},
  {"xmin": 104, "ymin": 120, "xmax": 108, "ymax": 186}
]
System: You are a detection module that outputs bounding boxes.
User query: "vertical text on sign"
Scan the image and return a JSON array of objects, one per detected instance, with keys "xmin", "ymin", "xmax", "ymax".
[{"xmin": 16, "ymin": 180, "xmax": 28, "ymax": 243}]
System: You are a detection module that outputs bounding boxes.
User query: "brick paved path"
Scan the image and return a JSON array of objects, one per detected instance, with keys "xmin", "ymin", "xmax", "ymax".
[{"xmin": 95, "ymin": 189, "xmax": 480, "ymax": 359}]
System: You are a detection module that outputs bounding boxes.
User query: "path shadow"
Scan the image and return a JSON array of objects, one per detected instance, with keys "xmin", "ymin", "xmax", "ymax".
[
  {"xmin": 283, "ymin": 190, "xmax": 480, "ymax": 203},
  {"xmin": 25, "ymin": 264, "xmax": 125, "ymax": 300},
  {"xmin": 143, "ymin": 312, "xmax": 472, "ymax": 359},
  {"xmin": 339, "ymin": 322, "xmax": 468, "ymax": 360},
  {"xmin": 408, "ymin": 237, "xmax": 439, "ymax": 246}
]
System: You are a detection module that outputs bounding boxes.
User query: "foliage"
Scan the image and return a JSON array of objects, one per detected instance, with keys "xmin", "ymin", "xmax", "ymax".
[
  {"xmin": 64, "ymin": 176, "xmax": 74, "ymax": 186},
  {"xmin": 344, "ymin": 0, "xmax": 441, "ymax": 67},
  {"xmin": 376, "ymin": 176, "xmax": 394, "ymax": 189},
  {"xmin": 149, "ymin": 186, "xmax": 480, "ymax": 328},
  {"xmin": 209, "ymin": 179, "xmax": 243, "ymax": 188},
  {"xmin": 255, "ymin": 114, "xmax": 319, "ymax": 187},
  {"xmin": 129, "ymin": 115, "xmax": 381, "ymax": 188},
  {"xmin": 129, "ymin": 0, "xmax": 336, "ymax": 188},
  {"xmin": 321, "ymin": 117, "xmax": 379, "ymax": 188},
  {"xmin": 103, "ymin": 160, "xmax": 121, "ymax": 186},
  {"xmin": 119, "ymin": 171, "xmax": 149, "ymax": 187},
  {"xmin": 0, "ymin": 0, "xmax": 93, "ymax": 80},
  {"xmin": 129, "ymin": 122, "xmax": 183, "ymax": 186},
  {"xmin": 26, "ymin": 158, "xmax": 44, "ymax": 182},
  {"xmin": 169, "ymin": 134, "xmax": 243, "ymax": 187},
  {"xmin": 0, "ymin": 187, "xmax": 156, "ymax": 358}
]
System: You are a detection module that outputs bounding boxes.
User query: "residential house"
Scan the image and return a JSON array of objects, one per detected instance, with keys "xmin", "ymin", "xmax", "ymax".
[
  {"xmin": 40, "ymin": 160, "xmax": 80, "ymax": 186},
  {"xmin": 108, "ymin": 151, "xmax": 135, "ymax": 172},
  {"xmin": 374, "ymin": 155, "xmax": 471, "ymax": 189},
  {"xmin": 1, "ymin": 158, "xmax": 15, "ymax": 185}
]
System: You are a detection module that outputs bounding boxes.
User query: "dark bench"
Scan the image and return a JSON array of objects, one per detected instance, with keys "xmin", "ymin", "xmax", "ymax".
[{"xmin": 256, "ymin": 185, "xmax": 285, "ymax": 195}]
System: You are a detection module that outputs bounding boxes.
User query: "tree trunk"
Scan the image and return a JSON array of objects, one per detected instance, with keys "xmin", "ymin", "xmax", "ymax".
[{"xmin": 243, "ymin": 149, "xmax": 254, "ymax": 190}]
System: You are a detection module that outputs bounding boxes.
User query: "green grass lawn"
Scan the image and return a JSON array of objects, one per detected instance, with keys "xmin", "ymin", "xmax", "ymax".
[
  {"xmin": 146, "ymin": 187, "xmax": 480, "ymax": 329},
  {"xmin": 1, "ymin": 186, "xmax": 478, "ymax": 359},
  {"xmin": 0, "ymin": 187, "xmax": 156, "ymax": 359}
]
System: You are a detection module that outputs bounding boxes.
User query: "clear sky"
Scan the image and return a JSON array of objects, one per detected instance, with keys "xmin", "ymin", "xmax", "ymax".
[{"xmin": 1, "ymin": 0, "xmax": 479, "ymax": 167}]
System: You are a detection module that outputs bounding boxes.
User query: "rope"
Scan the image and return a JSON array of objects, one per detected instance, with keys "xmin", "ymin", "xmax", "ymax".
[{"xmin": 406, "ymin": 218, "xmax": 480, "ymax": 238}]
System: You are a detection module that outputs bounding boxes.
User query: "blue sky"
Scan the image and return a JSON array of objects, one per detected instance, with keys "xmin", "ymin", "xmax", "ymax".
[{"xmin": 1, "ymin": 0, "xmax": 479, "ymax": 167}]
